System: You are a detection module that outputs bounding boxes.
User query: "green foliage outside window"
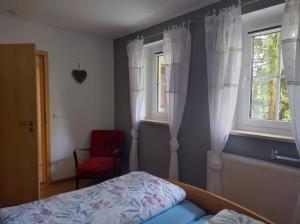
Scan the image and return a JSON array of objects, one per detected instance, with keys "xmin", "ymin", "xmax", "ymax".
[{"xmin": 250, "ymin": 30, "xmax": 291, "ymax": 121}]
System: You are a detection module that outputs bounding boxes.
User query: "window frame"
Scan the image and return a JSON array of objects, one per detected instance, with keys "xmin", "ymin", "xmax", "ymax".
[
  {"xmin": 249, "ymin": 28, "xmax": 287, "ymax": 121},
  {"xmin": 143, "ymin": 40, "xmax": 168, "ymax": 123},
  {"xmin": 235, "ymin": 7, "xmax": 292, "ymax": 136}
]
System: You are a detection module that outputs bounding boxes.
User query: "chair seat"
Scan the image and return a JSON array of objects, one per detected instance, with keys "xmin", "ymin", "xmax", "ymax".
[{"xmin": 76, "ymin": 157, "xmax": 120, "ymax": 179}]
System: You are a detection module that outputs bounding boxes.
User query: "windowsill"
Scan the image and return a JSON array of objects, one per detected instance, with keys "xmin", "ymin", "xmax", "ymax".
[
  {"xmin": 230, "ymin": 129, "xmax": 295, "ymax": 143},
  {"xmin": 142, "ymin": 119, "xmax": 169, "ymax": 126}
]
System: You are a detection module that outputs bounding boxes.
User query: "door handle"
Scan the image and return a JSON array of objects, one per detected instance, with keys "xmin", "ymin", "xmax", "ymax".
[{"xmin": 18, "ymin": 121, "xmax": 34, "ymax": 126}]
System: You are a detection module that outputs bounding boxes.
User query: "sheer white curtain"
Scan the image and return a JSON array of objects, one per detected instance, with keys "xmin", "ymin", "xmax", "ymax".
[
  {"xmin": 205, "ymin": 6, "xmax": 242, "ymax": 195},
  {"xmin": 163, "ymin": 25, "xmax": 191, "ymax": 180},
  {"xmin": 127, "ymin": 38, "xmax": 144, "ymax": 171},
  {"xmin": 281, "ymin": 0, "xmax": 300, "ymax": 223}
]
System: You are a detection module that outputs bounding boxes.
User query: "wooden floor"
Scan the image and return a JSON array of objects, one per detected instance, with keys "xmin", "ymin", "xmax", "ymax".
[{"xmin": 40, "ymin": 178, "xmax": 98, "ymax": 199}]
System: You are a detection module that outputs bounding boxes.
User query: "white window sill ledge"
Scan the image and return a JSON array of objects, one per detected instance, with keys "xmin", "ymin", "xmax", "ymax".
[
  {"xmin": 142, "ymin": 119, "xmax": 169, "ymax": 126},
  {"xmin": 230, "ymin": 130, "xmax": 295, "ymax": 143}
]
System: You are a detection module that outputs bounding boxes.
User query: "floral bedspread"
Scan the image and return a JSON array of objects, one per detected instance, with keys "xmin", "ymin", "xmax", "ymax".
[{"xmin": 0, "ymin": 172, "xmax": 186, "ymax": 224}]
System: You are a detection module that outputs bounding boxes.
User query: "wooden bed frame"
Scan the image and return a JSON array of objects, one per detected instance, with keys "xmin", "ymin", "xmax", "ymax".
[{"xmin": 168, "ymin": 179, "xmax": 273, "ymax": 224}]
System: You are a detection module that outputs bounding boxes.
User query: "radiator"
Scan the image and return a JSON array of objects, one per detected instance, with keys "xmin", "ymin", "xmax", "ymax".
[{"xmin": 216, "ymin": 152, "xmax": 300, "ymax": 224}]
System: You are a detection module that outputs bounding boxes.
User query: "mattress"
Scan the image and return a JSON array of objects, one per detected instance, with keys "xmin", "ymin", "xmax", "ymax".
[
  {"xmin": 142, "ymin": 200, "xmax": 213, "ymax": 224},
  {"xmin": 189, "ymin": 215, "xmax": 214, "ymax": 224}
]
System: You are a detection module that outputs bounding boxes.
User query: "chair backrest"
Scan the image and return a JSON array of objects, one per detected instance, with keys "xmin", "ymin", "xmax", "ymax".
[{"xmin": 90, "ymin": 130, "xmax": 124, "ymax": 157}]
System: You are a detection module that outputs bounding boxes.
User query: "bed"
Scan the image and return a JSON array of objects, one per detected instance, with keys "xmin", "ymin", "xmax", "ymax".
[
  {"xmin": 0, "ymin": 172, "xmax": 273, "ymax": 224},
  {"xmin": 168, "ymin": 179, "xmax": 273, "ymax": 223}
]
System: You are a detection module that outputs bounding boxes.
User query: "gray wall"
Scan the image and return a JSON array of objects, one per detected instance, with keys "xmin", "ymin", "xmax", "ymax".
[
  {"xmin": 114, "ymin": 0, "xmax": 299, "ymax": 188},
  {"xmin": 224, "ymin": 135, "xmax": 300, "ymax": 168}
]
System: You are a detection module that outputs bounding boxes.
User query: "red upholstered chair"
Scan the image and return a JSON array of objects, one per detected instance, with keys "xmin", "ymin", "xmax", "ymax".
[{"xmin": 73, "ymin": 130, "xmax": 124, "ymax": 189}]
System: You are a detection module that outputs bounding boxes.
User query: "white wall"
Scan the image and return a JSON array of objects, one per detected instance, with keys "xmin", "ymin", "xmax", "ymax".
[{"xmin": 0, "ymin": 17, "xmax": 114, "ymax": 180}]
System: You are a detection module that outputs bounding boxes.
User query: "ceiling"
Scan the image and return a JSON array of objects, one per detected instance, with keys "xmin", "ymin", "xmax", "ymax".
[{"xmin": 0, "ymin": 0, "xmax": 219, "ymax": 39}]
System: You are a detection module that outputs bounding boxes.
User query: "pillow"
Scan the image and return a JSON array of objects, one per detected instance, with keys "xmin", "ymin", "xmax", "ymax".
[{"xmin": 207, "ymin": 209, "xmax": 265, "ymax": 224}]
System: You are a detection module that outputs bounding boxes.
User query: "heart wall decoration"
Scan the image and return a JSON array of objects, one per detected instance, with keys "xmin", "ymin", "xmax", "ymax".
[{"xmin": 72, "ymin": 63, "xmax": 87, "ymax": 84}]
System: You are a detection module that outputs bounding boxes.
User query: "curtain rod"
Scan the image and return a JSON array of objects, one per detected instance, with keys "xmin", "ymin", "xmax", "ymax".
[
  {"xmin": 127, "ymin": 20, "xmax": 191, "ymax": 42},
  {"xmin": 241, "ymin": 0, "xmax": 263, "ymax": 7},
  {"xmin": 248, "ymin": 25, "xmax": 281, "ymax": 34},
  {"xmin": 126, "ymin": 31, "xmax": 163, "ymax": 43},
  {"xmin": 143, "ymin": 32, "xmax": 164, "ymax": 40},
  {"xmin": 128, "ymin": 1, "xmax": 263, "ymax": 43}
]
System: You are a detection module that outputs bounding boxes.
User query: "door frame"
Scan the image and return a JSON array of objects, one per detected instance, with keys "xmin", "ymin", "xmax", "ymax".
[{"xmin": 36, "ymin": 51, "xmax": 51, "ymax": 185}]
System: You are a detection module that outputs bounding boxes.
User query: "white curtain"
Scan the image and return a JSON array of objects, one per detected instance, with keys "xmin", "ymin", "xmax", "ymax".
[
  {"xmin": 281, "ymin": 0, "xmax": 300, "ymax": 223},
  {"xmin": 163, "ymin": 25, "xmax": 191, "ymax": 180},
  {"xmin": 205, "ymin": 6, "xmax": 242, "ymax": 195},
  {"xmin": 127, "ymin": 38, "xmax": 144, "ymax": 171}
]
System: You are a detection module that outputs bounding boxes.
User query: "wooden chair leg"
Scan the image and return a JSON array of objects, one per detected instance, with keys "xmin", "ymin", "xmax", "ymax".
[{"xmin": 76, "ymin": 177, "xmax": 79, "ymax": 190}]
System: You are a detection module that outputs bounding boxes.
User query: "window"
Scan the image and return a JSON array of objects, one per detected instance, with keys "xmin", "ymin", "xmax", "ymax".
[
  {"xmin": 250, "ymin": 29, "xmax": 291, "ymax": 122},
  {"xmin": 235, "ymin": 4, "xmax": 292, "ymax": 136},
  {"xmin": 143, "ymin": 41, "xmax": 168, "ymax": 122}
]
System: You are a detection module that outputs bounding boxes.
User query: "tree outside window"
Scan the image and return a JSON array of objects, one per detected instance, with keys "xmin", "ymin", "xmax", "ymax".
[{"xmin": 250, "ymin": 30, "xmax": 291, "ymax": 121}]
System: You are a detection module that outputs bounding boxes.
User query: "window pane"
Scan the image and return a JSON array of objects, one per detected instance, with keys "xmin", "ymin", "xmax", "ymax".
[
  {"xmin": 251, "ymin": 78, "xmax": 278, "ymax": 120},
  {"xmin": 157, "ymin": 55, "xmax": 166, "ymax": 113},
  {"xmin": 252, "ymin": 32, "xmax": 280, "ymax": 79},
  {"xmin": 250, "ymin": 31, "xmax": 280, "ymax": 120},
  {"xmin": 279, "ymin": 77, "xmax": 291, "ymax": 121},
  {"xmin": 249, "ymin": 30, "xmax": 291, "ymax": 122}
]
